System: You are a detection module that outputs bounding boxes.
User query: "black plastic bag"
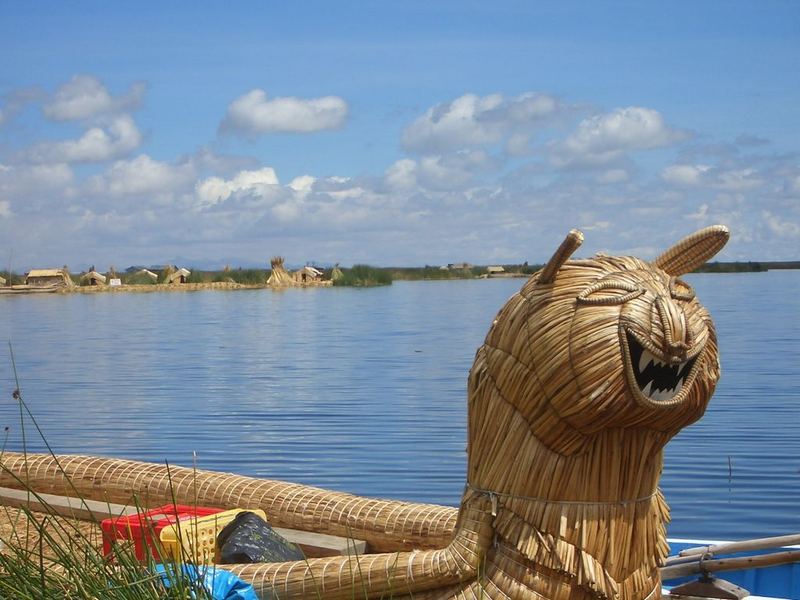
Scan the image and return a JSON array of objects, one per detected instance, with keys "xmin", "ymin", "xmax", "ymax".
[{"xmin": 217, "ymin": 511, "xmax": 305, "ymax": 564}]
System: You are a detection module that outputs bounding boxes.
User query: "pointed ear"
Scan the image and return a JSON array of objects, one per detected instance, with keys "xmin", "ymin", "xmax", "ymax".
[
  {"xmin": 538, "ymin": 229, "xmax": 584, "ymax": 284},
  {"xmin": 653, "ymin": 225, "xmax": 730, "ymax": 275}
]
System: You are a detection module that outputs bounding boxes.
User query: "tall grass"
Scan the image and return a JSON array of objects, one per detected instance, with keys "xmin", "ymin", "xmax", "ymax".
[
  {"xmin": 0, "ymin": 347, "xmax": 213, "ymax": 599},
  {"xmin": 333, "ymin": 265, "xmax": 392, "ymax": 287}
]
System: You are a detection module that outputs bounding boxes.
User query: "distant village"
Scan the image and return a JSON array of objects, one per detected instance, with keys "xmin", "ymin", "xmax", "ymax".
[
  {"xmin": 0, "ymin": 255, "xmax": 559, "ymax": 295},
  {"xmin": 0, "ymin": 256, "xmax": 343, "ymax": 294}
]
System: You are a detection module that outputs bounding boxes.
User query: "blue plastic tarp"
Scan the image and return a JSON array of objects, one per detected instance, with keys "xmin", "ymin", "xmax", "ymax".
[{"xmin": 155, "ymin": 564, "xmax": 258, "ymax": 600}]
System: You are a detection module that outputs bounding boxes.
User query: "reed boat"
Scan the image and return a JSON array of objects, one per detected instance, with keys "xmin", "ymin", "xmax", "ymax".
[
  {"xmin": 2, "ymin": 225, "xmax": 797, "ymax": 599},
  {"xmin": 0, "ymin": 284, "xmax": 61, "ymax": 294}
]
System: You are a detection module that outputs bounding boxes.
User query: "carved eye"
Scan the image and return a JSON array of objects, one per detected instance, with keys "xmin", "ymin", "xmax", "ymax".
[
  {"xmin": 577, "ymin": 280, "xmax": 645, "ymax": 306},
  {"xmin": 670, "ymin": 277, "xmax": 695, "ymax": 301}
]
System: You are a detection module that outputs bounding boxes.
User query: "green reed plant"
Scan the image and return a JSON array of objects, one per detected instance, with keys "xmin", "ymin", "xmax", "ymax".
[
  {"xmin": 0, "ymin": 344, "xmax": 213, "ymax": 600},
  {"xmin": 333, "ymin": 265, "xmax": 392, "ymax": 287}
]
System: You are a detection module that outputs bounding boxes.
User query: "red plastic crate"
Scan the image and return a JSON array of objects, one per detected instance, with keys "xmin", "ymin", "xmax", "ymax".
[{"xmin": 101, "ymin": 504, "xmax": 223, "ymax": 561}]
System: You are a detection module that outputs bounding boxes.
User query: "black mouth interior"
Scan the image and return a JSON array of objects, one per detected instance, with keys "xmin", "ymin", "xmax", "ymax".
[{"xmin": 626, "ymin": 331, "xmax": 697, "ymax": 402}]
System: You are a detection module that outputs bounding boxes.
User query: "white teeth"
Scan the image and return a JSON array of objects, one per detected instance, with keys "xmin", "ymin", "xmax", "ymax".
[
  {"xmin": 639, "ymin": 352, "xmax": 651, "ymax": 373},
  {"xmin": 642, "ymin": 382, "xmax": 653, "ymax": 397}
]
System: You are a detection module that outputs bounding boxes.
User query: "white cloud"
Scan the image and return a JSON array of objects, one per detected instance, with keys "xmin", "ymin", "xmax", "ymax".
[
  {"xmin": 384, "ymin": 159, "xmax": 418, "ymax": 190},
  {"xmin": 221, "ymin": 89, "xmax": 348, "ymax": 134},
  {"xmin": 195, "ymin": 167, "xmax": 280, "ymax": 207},
  {"xmin": 43, "ymin": 75, "xmax": 145, "ymax": 121},
  {"xmin": 0, "ymin": 162, "xmax": 74, "ymax": 196},
  {"xmin": 28, "ymin": 115, "xmax": 142, "ymax": 163},
  {"xmin": 0, "ymin": 200, "xmax": 10, "ymax": 217},
  {"xmin": 661, "ymin": 164, "xmax": 710, "ymax": 186},
  {"xmin": 762, "ymin": 211, "xmax": 800, "ymax": 238},
  {"xmin": 661, "ymin": 164, "xmax": 763, "ymax": 191},
  {"xmin": 288, "ymin": 175, "xmax": 316, "ymax": 198},
  {"xmin": 552, "ymin": 107, "xmax": 687, "ymax": 166},
  {"xmin": 402, "ymin": 92, "xmax": 562, "ymax": 153},
  {"xmin": 88, "ymin": 154, "xmax": 195, "ymax": 197}
]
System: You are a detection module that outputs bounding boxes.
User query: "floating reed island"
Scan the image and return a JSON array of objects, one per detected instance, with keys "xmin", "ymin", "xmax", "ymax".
[{"xmin": 1, "ymin": 226, "xmax": 735, "ymax": 599}]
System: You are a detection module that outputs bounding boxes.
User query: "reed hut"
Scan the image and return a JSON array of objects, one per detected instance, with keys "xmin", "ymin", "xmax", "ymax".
[
  {"xmin": 331, "ymin": 264, "xmax": 344, "ymax": 282},
  {"xmin": 486, "ymin": 265, "xmax": 505, "ymax": 276},
  {"xmin": 293, "ymin": 266, "xmax": 323, "ymax": 283},
  {"xmin": 167, "ymin": 267, "xmax": 191, "ymax": 284},
  {"xmin": 0, "ymin": 275, "xmax": 5, "ymax": 286},
  {"xmin": 0, "ymin": 226, "xmax": 731, "ymax": 600},
  {"xmin": 24, "ymin": 268, "xmax": 73, "ymax": 287},
  {"xmin": 80, "ymin": 270, "xmax": 107, "ymax": 286},
  {"xmin": 266, "ymin": 256, "xmax": 293, "ymax": 286}
]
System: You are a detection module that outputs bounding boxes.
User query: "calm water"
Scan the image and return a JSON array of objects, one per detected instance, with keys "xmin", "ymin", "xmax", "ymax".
[{"xmin": 0, "ymin": 272, "xmax": 798, "ymax": 540}]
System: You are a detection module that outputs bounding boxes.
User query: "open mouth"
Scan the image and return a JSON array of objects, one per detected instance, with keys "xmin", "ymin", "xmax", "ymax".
[{"xmin": 625, "ymin": 331, "xmax": 698, "ymax": 402}]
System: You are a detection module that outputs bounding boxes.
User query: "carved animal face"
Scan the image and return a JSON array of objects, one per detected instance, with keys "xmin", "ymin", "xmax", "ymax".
[{"xmin": 475, "ymin": 226, "xmax": 729, "ymax": 455}]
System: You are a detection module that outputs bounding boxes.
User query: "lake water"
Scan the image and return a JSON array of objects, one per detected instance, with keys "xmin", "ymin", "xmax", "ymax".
[{"xmin": 0, "ymin": 272, "xmax": 798, "ymax": 541}]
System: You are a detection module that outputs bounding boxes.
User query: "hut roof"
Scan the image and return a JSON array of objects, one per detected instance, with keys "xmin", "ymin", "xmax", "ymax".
[
  {"xmin": 27, "ymin": 269, "xmax": 65, "ymax": 278},
  {"xmin": 135, "ymin": 269, "xmax": 158, "ymax": 281},
  {"xmin": 486, "ymin": 265, "xmax": 505, "ymax": 273},
  {"xmin": 81, "ymin": 271, "xmax": 107, "ymax": 283},
  {"xmin": 167, "ymin": 268, "xmax": 191, "ymax": 283}
]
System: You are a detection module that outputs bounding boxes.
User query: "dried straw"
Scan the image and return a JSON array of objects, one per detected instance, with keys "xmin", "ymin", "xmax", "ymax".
[{"xmin": 1, "ymin": 226, "xmax": 729, "ymax": 599}]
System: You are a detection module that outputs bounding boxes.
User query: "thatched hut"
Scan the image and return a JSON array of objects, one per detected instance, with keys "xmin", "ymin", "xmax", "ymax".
[
  {"xmin": 486, "ymin": 265, "xmax": 505, "ymax": 276},
  {"xmin": 0, "ymin": 275, "xmax": 5, "ymax": 286},
  {"xmin": 266, "ymin": 256, "xmax": 293, "ymax": 286},
  {"xmin": 293, "ymin": 266, "xmax": 323, "ymax": 283},
  {"xmin": 25, "ymin": 268, "xmax": 73, "ymax": 287},
  {"xmin": 167, "ymin": 268, "xmax": 191, "ymax": 284},
  {"xmin": 81, "ymin": 270, "xmax": 107, "ymax": 286}
]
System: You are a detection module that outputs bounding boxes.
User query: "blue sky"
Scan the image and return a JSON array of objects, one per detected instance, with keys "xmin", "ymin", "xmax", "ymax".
[{"xmin": 1, "ymin": 1, "xmax": 798, "ymax": 270}]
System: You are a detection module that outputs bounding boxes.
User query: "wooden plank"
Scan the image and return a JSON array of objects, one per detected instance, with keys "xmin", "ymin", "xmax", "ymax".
[
  {"xmin": 672, "ymin": 533, "xmax": 800, "ymax": 561},
  {"xmin": 661, "ymin": 549, "xmax": 800, "ymax": 580},
  {"xmin": 0, "ymin": 486, "xmax": 368, "ymax": 558},
  {"xmin": 0, "ymin": 486, "xmax": 137, "ymax": 521},
  {"xmin": 273, "ymin": 526, "xmax": 368, "ymax": 558}
]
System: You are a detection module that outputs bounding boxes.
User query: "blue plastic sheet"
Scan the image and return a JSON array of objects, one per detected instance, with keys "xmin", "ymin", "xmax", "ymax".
[{"xmin": 155, "ymin": 564, "xmax": 258, "ymax": 600}]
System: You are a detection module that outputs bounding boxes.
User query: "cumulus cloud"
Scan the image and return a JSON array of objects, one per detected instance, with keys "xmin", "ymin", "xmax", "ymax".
[
  {"xmin": 87, "ymin": 154, "xmax": 195, "ymax": 198},
  {"xmin": 43, "ymin": 75, "xmax": 146, "ymax": 121},
  {"xmin": 195, "ymin": 167, "xmax": 281, "ymax": 207},
  {"xmin": 552, "ymin": 107, "xmax": 687, "ymax": 166},
  {"xmin": 0, "ymin": 162, "xmax": 74, "ymax": 197},
  {"xmin": 402, "ymin": 92, "xmax": 562, "ymax": 153},
  {"xmin": 762, "ymin": 211, "xmax": 800, "ymax": 238},
  {"xmin": 220, "ymin": 89, "xmax": 348, "ymax": 134},
  {"xmin": 27, "ymin": 115, "xmax": 142, "ymax": 163},
  {"xmin": 661, "ymin": 163, "xmax": 764, "ymax": 191}
]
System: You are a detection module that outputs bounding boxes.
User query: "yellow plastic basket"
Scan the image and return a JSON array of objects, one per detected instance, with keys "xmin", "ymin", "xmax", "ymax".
[{"xmin": 159, "ymin": 508, "xmax": 267, "ymax": 564}]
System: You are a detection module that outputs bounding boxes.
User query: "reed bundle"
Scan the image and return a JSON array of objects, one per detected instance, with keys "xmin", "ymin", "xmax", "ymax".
[
  {"xmin": 1, "ymin": 226, "xmax": 730, "ymax": 600},
  {"xmin": 267, "ymin": 257, "xmax": 293, "ymax": 286}
]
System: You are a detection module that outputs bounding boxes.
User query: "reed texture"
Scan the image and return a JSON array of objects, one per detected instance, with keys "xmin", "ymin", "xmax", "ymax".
[{"xmin": 1, "ymin": 225, "xmax": 730, "ymax": 600}]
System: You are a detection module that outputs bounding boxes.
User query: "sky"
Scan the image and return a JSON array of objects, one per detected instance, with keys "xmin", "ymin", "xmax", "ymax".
[{"xmin": 1, "ymin": 1, "xmax": 798, "ymax": 271}]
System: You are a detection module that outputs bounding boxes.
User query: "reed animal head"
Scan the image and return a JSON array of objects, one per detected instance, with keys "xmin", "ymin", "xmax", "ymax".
[{"xmin": 469, "ymin": 225, "xmax": 729, "ymax": 463}]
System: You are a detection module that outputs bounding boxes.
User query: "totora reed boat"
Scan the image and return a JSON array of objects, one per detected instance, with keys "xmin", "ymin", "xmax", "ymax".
[{"xmin": 1, "ymin": 225, "xmax": 798, "ymax": 599}]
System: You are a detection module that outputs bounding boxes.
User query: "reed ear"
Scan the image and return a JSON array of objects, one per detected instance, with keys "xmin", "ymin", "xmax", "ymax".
[
  {"xmin": 653, "ymin": 225, "xmax": 730, "ymax": 276},
  {"xmin": 538, "ymin": 229, "xmax": 584, "ymax": 284}
]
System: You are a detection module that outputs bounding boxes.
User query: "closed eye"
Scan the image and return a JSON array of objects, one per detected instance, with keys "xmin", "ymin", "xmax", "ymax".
[{"xmin": 576, "ymin": 280, "xmax": 645, "ymax": 306}]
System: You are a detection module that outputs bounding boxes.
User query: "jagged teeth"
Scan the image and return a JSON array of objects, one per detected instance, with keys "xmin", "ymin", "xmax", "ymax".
[{"xmin": 638, "ymin": 348, "xmax": 670, "ymax": 373}]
